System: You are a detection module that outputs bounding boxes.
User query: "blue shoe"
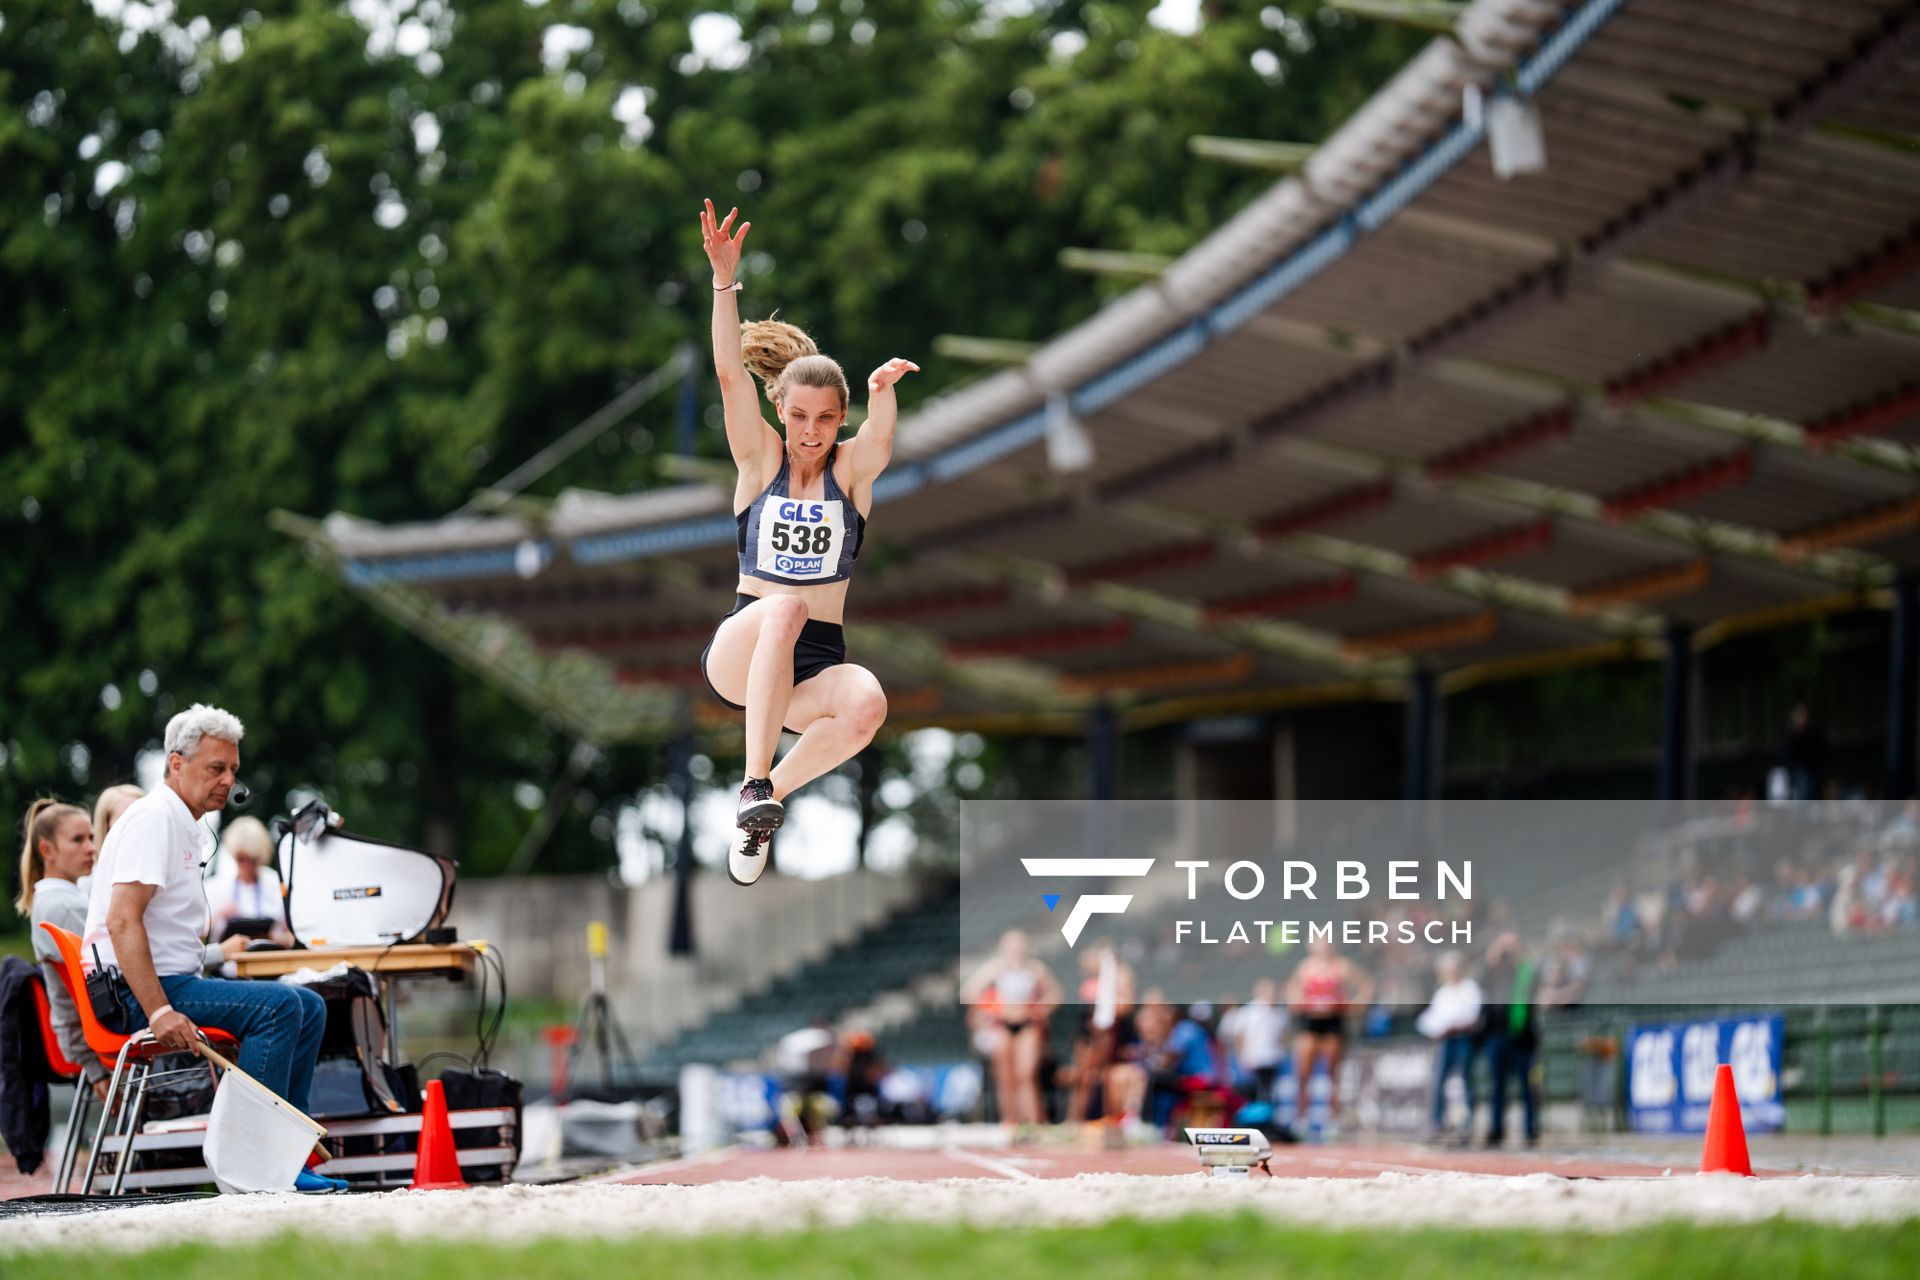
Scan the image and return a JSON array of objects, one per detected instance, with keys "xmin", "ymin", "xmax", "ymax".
[{"xmin": 295, "ymin": 1168, "xmax": 350, "ymax": 1193}]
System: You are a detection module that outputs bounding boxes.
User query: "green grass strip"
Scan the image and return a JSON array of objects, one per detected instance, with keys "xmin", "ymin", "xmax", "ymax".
[{"xmin": 3, "ymin": 1212, "xmax": 1918, "ymax": 1278}]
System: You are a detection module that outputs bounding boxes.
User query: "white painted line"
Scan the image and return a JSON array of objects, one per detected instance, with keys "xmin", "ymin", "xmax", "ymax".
[
  {"xmin": 1295, "ymin": 1151, "xmax": 1494, "ymax": 1178},
  {"xmin": 582, "ymin": 1145, "xmax": 741, "ymax": 1185},
  {"xmin": 943, "ymin": 1146, "xmax": 1040, "ymax": 1182}
]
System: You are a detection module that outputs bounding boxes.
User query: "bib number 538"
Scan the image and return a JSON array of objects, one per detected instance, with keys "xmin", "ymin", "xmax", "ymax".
[{"xmin": 770, "ymin": 524, "xmax": 832, "ymax": 554}]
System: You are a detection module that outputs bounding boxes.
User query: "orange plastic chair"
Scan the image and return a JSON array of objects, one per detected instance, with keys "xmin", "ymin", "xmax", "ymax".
[
  {"xmin": 29, "ymin": 973, "xmax": 94, "ymax": 1193},
  {"xmin": 29, "ymin": 976, "xmax": 84, "ymax": 1078},
  {"xmin": 40, "ymin": 922, "xmax": 240, "ymax": 1195}
]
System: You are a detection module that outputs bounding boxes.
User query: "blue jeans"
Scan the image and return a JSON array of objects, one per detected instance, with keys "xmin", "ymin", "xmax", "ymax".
[
  {"xmin": 118, "ymin": 975, "xmax": 327, "ymax": 1111},
  {"xmin": 1486, "ymin": 1032, "xmax": 1538, "ymax": 1142},
  {"xmin": 1431, "ymin": 1035, "xmax": 1476, "ymax": 1132}
]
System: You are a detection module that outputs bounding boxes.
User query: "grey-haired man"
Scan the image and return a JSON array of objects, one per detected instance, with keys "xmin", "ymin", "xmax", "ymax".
[{"xmin": 82, "ymin": 703, "xmax": 343, "ymax": 1191}]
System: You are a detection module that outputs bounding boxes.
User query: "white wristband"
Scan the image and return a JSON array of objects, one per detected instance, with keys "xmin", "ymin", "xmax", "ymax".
[{"xmin": 151, "ymin": 1004, "xmax": 174, "ymax": 1021}]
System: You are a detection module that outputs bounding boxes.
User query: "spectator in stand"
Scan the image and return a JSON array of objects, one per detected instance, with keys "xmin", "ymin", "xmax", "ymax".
[
  {"xmin": 1478, "ymin": 931, "xmax": 1540, "ymax": 1148},
  {"xmin": 1656, "ymin": 878, "xmax": 1691, "ymax": 967},
  {"xmin": 1417, "ymin": 952, "xmax": 1483, "ymax": 1144},
  {"xmin": 1785, "ymin": 703, "xmax": 1827, "ymax": 802},
  {"xmin": 1600, "ymin": 882, "xmax": 1641, "ymax": 953},
  {"xmin": 1537, "ymin": 928, "xmax": 1590, "ymax": 1010},
  {"xmin": 1831, "ymin": 859, "xmax": 1867, "ymax": 936},
  {"xmin": 1767, "ymin": 857, "xmax": 1793, "ymax": 920},
  {"xmin": 1882, "ymin": 854, "xmax": 1917, "ymax": 929},
  {"xmin": 1727, "ymin": 872, "xmax": 1765, "ymax": 930},
  {"xmin": 1668, "ymin": 872, "xmax": 1732, "ymax": 962},
  {"xmin": 1860, "ymin": 846, "xmax": 1892, "ymax": 907},
  {"xmin": 1785, "ymin": 864, "xmax": 1826, "ymax": 919},
  {"xmin": 1634, "ymin": 886, "xmax": 1669, "ymax": 960}
]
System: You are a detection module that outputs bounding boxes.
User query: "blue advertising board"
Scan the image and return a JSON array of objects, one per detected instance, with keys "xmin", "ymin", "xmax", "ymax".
[{"xmin": 1624, "ymin": 1013, "xmax": 1785, "ymax": 1134}]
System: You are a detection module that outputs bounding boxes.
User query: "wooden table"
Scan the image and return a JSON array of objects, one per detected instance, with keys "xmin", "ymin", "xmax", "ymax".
[
  {"xmin": 231, "ymin": 942, "xmax": 482, "ymax": 1060},
  {"xmin": 230, "ymin": 942, "xmax": 479, "ymax": 980}
]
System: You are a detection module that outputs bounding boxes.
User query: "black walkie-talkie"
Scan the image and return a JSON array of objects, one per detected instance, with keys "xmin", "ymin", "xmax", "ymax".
[{"xmin": 84, "ymin": 944, "xmax": 136, "ymax": 1036}]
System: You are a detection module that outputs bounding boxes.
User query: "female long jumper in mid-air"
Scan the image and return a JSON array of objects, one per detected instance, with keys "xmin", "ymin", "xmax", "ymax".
[{"xmin": 696, "ymin": 199, "xmax": 919, "ymax": 886}]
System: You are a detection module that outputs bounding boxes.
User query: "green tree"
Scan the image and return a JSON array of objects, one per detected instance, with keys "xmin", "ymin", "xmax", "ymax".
[{"xmin": 2, "ymin": 0, "xmax": 1421, "ymax": 900}]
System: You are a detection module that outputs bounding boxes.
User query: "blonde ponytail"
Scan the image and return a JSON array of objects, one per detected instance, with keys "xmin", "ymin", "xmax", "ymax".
[
  {"xmin": 15, "ymin": 797, "xmax": 84, "ymax": 915},
  {"xmin": 739, "ymin": 317, "xmax": 849, "ymax": 410}
]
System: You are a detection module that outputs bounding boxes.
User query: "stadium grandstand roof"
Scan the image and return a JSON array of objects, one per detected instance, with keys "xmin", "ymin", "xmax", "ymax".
[{"xmin": 291, "ymin": 0, "xmax": 1920, "ymax": 743}]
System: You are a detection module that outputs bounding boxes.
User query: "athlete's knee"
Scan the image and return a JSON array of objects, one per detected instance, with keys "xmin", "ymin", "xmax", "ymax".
[
  {"xmin": 759, "ymin": 595, "xmax": 808, "ymax": 641},
  {"xmin": 848, "ymin": 684, "xmax": 887, "ymax": 737}
]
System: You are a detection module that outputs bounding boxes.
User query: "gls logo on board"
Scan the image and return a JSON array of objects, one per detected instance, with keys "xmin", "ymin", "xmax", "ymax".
[
  {"xmin": 777, "ymin": 501, "xmax": 826, "ymax": 523},
  {"xmin": 1021, "ymin": 858, "xmax": 1155, "ymax": 947}
]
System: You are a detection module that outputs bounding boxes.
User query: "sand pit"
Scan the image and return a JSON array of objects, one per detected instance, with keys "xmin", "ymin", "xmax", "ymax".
[{"xmin": 3, "ymin": 1169, "xmax": 1917, "ymax": 1254}]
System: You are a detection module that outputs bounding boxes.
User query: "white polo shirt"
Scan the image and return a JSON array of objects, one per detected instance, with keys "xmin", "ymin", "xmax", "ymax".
[{"xmin": 81, "ymin": 784, "xmax": 213, "ymax": 978}]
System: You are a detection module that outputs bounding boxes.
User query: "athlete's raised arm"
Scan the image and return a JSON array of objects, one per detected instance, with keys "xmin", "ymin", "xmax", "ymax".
[
  {"xmin": 700, "ymin": 199, "xmax": 782, "ymax": 483},
  {"xmin": 843, "ymin": 356, "xmax": 920, "ymax": 491}
]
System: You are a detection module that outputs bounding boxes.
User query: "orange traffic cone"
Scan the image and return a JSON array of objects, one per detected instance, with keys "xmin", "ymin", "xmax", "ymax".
[
  {"xmin": 1699, "ymin": 1063, "xmax": 1753, "ymax": 1176},
  {"xmin": 410, "ymin": 1079, "xmax": 468, "ymax": 1190}
]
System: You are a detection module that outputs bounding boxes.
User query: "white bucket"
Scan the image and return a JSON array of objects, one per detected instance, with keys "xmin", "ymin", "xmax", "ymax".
[
  {"xmin": 203, "ymin": 1069, "xmax": 320, "ymax": 1193},
  {"xmin": 678, "ymin": 1064, "xmax": 724, "ymax": 1155}
]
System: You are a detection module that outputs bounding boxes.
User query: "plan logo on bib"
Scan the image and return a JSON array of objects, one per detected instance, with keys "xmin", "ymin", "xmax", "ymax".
[{"xmin": 1020, "ymin": 858, "xmax": 1156, "ymax": 946}]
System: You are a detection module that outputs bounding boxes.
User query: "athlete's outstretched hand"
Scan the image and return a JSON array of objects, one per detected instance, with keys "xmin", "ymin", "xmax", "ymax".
[
  {"xmin": 867, "ymin": 357, "xmax": 920, "ymax": 396},
  {"xmin": 848, "ymin": 357, "xmax": 919, "ymax": 483},
  {"xmin": 701, "ymin": 198, "xmax": 750, "ymax": 285}
]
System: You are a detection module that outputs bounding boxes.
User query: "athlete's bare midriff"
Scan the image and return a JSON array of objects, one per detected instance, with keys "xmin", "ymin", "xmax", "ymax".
[{"xmin": 734, "ymin": 576, "xmax": 852, "ymax": 625}]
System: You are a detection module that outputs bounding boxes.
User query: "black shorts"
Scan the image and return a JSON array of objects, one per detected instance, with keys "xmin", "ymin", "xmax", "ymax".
[
  {"xmin": 700, "ymin": 594, "xmax": 847, "ymax": 729},
  {"xmin": 1300, "ymin": 1014, "xmax": 1345, "ymax": 1038}
]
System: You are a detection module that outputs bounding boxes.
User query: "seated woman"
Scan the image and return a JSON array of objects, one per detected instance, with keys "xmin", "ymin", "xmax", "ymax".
[
  {"xmin": 16, "ymin": 798, "xmax": 111, "ymax": 1096},
  {"xmin": 209, "ymin": 816, "xmax": 294, "ymax": 947}
]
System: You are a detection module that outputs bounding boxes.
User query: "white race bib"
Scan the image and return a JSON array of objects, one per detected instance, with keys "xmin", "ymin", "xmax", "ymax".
[{"xmin": 757, "ymin": 497, "xmax": 846, "ymax": 581}]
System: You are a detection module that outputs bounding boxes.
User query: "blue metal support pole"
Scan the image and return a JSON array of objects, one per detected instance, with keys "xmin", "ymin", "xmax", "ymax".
[
  {"xmin": 1659, "ymin": 621, "xmax": 1694, "ymax": 803},
  {"xmin": 1885, "ymin": 573, "xmax": 1918, "ymax": 799},
  {"xmin": 1088, "ymin": 700, "xmax": 1120, "ymax": 801},
  {"xmin": 668, "ymin": 726, "xmax": 697, "ymax": 956},
  {"xmin": 1404, "ymin": 668, "xmax": 1438, "ymax": 800}
]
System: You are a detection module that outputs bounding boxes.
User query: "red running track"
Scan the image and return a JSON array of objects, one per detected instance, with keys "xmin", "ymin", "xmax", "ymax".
[{"xmin": 606, "ymin": 1141, "xmax": 1793, "ymax": 1186}]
